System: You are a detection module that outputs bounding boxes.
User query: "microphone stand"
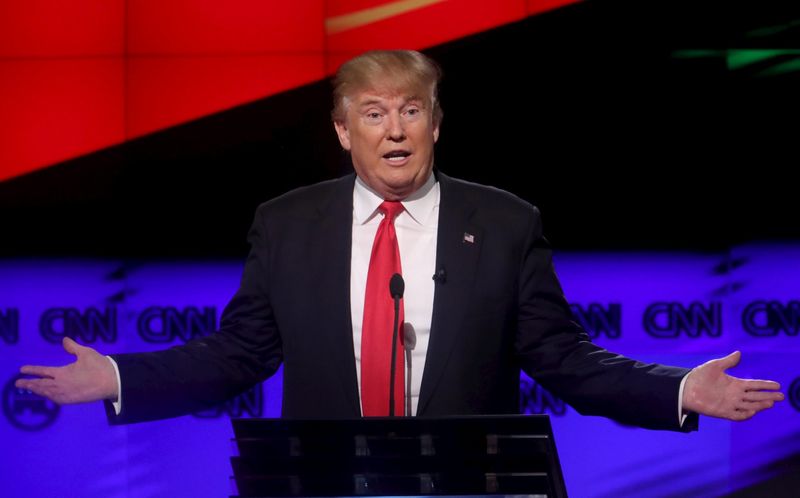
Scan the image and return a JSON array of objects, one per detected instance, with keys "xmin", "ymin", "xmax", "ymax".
[{"xmin": 388, "ymin": 273, "xmax": 404, "ymax": 417}]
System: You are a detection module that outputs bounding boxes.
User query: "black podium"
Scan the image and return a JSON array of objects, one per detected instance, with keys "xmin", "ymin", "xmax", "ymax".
[{"xmin": 230, "ymin": 415, "xmax": 567, "ymax": 498}]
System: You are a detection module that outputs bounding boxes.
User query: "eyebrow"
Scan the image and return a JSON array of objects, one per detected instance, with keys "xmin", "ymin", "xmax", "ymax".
[
  {"xmin": 357, "ymin": 95, "xmax": 425, "ymax": 109},
  {"xmin": 358, "ymin": 98, "xmax": 385, "ymax": 108}
]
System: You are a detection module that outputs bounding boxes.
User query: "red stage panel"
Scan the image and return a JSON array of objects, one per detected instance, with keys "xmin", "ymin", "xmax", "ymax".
[
  {"xmin": 325, "ymin": 0, "xmax": 527, "ymax": 53},
  {"xmin": 127, "ymin": 0, "xmax": 325, "ymax": 55},
  {"xmin": 325, "ymin": 52, "xmax": 360, "ymax": 76},
  {"xmin": 0, "ymin": 0, "xmax": 124, "ymax": 57},
  {"xmin": 0, "ymin": 0, "xmax": 574, "ymax": 181},
  {"xmin": 0, "ymin": 59, "xmax": 125, "ymax": 182},
  {"xmin": 125, "ymin": 55, "xmax": 325, "ymax": 138},
  {"xmin": 527, "ymin": 0, "xmax": 581, "ymax": 16}
]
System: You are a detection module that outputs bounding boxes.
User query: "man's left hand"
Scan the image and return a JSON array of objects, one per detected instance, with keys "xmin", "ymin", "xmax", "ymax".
[{"xmin": 683, "ymin": 351, "xmax": 784, "ymax": 421}]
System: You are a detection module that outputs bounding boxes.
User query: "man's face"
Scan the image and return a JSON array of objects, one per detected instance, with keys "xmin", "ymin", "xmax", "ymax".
[{"xmin": 334, "ymin": 86, "xmax": 439, "ymax": 200}]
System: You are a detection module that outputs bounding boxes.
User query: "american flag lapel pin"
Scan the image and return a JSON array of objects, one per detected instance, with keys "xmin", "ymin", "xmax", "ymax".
[{"xmin": 463, "ymin": 232, "xmax": 475, "ymax": 244}]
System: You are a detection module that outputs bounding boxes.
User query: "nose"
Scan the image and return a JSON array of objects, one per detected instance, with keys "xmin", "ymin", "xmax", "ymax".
[{"xmin": 385, "ymin": 111, "xmax": 406, "ymax": 142}]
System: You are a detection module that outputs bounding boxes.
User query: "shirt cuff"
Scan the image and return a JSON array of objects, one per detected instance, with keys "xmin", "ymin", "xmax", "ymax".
[
  {"xmin": 106, "ymin": 356, "xmax": 123, "ymax": 416},
  {"xmin": 678, "ymin": 370, "xmax": 691, "ymax": 427}
]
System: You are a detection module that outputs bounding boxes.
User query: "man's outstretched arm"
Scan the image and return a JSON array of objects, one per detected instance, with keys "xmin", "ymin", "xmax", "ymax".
[
  {"xmin": 15, "ymin": 204, "xmax": 282, "ymax": 422},
  {"xmin": 516, "ymin": 204, "xmax": 784, "ymax": 428}
]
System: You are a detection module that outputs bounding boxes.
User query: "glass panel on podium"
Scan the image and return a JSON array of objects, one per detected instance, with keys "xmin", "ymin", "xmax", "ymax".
[{"xmin": 229, "ymin": 415, "xmax": 567, "ymax": 498}]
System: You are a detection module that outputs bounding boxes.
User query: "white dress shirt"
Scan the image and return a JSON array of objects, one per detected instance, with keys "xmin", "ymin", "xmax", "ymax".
[{"xmin": 350, "ymin": 173, "xmax": 439, "ymax": 416}]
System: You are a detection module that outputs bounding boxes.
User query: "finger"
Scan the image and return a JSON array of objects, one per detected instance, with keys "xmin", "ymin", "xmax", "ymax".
[
  {"xmin": 19, "ymin": 365, "xmax": 57, "ymax": 378},
  {"xmin": 717, "ymin": 351, "xmax": 741, "ymax": 370},
  {"xmin": 63, "ymin": 336, "xmax": 84, "ymax": 356},
  {"xmin": 733, "ymin": 408, "xmax": 755, "ymax": 421},
  {"xmin": 740, "ymin": 399, "xmax": 777, "ymax": 412},
  {"xmin": 742, "ymin": 391, "xmax": 784, "ymax": 403},
  {"xmin": 743, "ymin": 380, "xmax": 781, "ymax": 392},
  {"xmin": 15, "ymin": 378, "xmax": 57, "ymax": 395},
  {"xmin": 15, "ymin": 378, "xmax": 34, "ymax": 390}
]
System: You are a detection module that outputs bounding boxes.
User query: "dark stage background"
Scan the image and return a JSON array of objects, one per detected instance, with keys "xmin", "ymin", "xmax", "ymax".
[{"xmin": 2, "ymin": 0, "xmax": 799, "ymax": 257}]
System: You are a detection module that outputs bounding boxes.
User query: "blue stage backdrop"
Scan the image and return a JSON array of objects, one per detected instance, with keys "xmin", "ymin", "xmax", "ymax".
[{"xmin": 1, "ymin": 244, "xmax": 798, "ymax": 497}]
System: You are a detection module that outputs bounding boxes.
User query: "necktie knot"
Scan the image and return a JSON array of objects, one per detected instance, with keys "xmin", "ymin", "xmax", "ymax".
[{"xmin": 379, "ymin": 201, "xmax": 404, "ymax": 222}]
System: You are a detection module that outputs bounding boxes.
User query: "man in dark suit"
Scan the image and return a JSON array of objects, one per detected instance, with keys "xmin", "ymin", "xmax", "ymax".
[{"xmin": 17, "ymin": 50, "xmax": 784, "ymax": 429}]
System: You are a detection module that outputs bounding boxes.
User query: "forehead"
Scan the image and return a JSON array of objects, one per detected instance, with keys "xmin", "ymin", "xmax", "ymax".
[
  {"xmin": 346, "ymin": 75, "xmax": 431, "ymax": 103},
  {"xmin": 350, "ymin": 89, "xmax": 424, "ymax": 106}
]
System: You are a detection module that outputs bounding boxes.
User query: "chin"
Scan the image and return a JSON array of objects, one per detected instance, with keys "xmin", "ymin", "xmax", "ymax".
[{"xmin": 380, "ymin": 182, "xmax": 415, "ymax": 200}]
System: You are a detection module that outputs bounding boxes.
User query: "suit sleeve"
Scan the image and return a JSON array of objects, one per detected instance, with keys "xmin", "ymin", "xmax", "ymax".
[
  {"xmin": 104, "ymin": 206, "xmax": 283, "ymax": 424},
  {"xmin": 514, "ymin": 207, "xmax": 698, "ymax": 432}
]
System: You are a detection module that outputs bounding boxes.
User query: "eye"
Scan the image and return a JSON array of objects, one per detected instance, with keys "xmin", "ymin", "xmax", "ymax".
[
  {"xmin": 404, "ymin": 107, "xmax": 422, "ymax": 119},
  {"xmin": 364, "ymin": 111, "xmax": 383, "ymax": 123}
]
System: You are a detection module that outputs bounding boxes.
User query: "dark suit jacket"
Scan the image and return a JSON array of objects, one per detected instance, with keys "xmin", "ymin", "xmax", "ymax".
[{"xmin": 107, "ymin": 171, "xmax": 697, "ymax": 431}]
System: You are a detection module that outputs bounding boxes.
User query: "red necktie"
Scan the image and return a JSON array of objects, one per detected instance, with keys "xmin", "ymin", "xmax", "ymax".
[{"xmin": 361, "ymin": 201, "xmax": 405, "ymax": 416}]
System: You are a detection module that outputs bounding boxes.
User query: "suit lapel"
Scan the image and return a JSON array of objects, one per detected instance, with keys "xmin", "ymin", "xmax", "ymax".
[
  {"xmin": 309, "ymin": 173, "xmax": 361, "ymax": 415},
  {"xmin": 310, "ymin": 172, "xmax": 483, "ymax": 416},
  {"xmin": 417, "ymin": 172, "xmax": 483, "ymax": 415}
]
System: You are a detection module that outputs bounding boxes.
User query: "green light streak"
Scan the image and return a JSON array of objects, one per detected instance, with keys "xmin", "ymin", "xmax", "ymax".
[
  {"xmin": 747, "ymin": 25, "xmax": 790, "ymax": 38},
  {"xmin": 671, "ymin": 50, "xmax": 724, "ymax": 59},
  {"xmin": 727, "ymin": 50, "xmax": 800, "ymax": 71},
  {"xmin": 727, "ymin": 50, "xmax": 789, "ymax": 70},
  {"xmin": 757, "ymin": 57, "xmax": 800, "ymax": 77},
  {"xmin": 746, "ymin": 19, "xmax": 800, "ymax": 38}
]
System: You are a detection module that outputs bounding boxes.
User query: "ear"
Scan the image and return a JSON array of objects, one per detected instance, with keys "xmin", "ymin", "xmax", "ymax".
[
  {"xmin": 433, "ymin": 121, "xmax": 440, "ymax": 143},
  {"xmin": 333, "ymin": 120, "xmax": 351, "ymax": 151}
]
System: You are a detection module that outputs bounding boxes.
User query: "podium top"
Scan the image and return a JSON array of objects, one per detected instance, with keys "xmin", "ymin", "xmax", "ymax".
[
  {"xmin": 230, "ymin": 415, "xmax": 567, "ymax": 498},
  {"xmin": 232, "ymin": 414, "xmax": 557, "ymax": 439}
]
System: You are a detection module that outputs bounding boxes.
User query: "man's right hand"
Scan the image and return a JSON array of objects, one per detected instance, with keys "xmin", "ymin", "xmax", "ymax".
[{"xmin": 15, "ymin": 337, "xmax": 119, "ymax": 404}]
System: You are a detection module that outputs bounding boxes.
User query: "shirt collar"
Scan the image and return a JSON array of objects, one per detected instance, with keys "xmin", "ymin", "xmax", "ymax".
[{"xmin": 353, "ymin": 173, "xmax": 439, "ymax": 227}]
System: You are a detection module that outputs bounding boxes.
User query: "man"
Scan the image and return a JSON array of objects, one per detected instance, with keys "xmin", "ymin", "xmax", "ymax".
[{"xmin": 17, "ymin": 50, "xmax": 783, "ymax": 428}]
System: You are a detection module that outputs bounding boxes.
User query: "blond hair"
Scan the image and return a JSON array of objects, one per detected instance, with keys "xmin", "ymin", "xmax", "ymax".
[{"xmin": 331, "ymin": 50, "xmax": 443, "ymax": 124}]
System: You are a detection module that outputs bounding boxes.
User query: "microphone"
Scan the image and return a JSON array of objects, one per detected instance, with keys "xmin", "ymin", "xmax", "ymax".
[
  {"xmin": 432, "ymin": 267, "xmax": 447, "ymax": 284},
  {"xmin": 390, "ymin": 273, "xmax": 405, "ymax": 299},
  {"xmin": 404, "ymin": 325, "xmax": 416, "ymax": 417},
  {"xmin": 388, "ymin": 273, "xmax": 404, "ymax": 416}
]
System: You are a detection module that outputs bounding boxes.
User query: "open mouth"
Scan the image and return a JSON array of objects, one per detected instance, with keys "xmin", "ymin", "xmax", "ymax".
[{"xmin": 383, "ymin": 150, "xmax": 411, "ymax": 163}]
